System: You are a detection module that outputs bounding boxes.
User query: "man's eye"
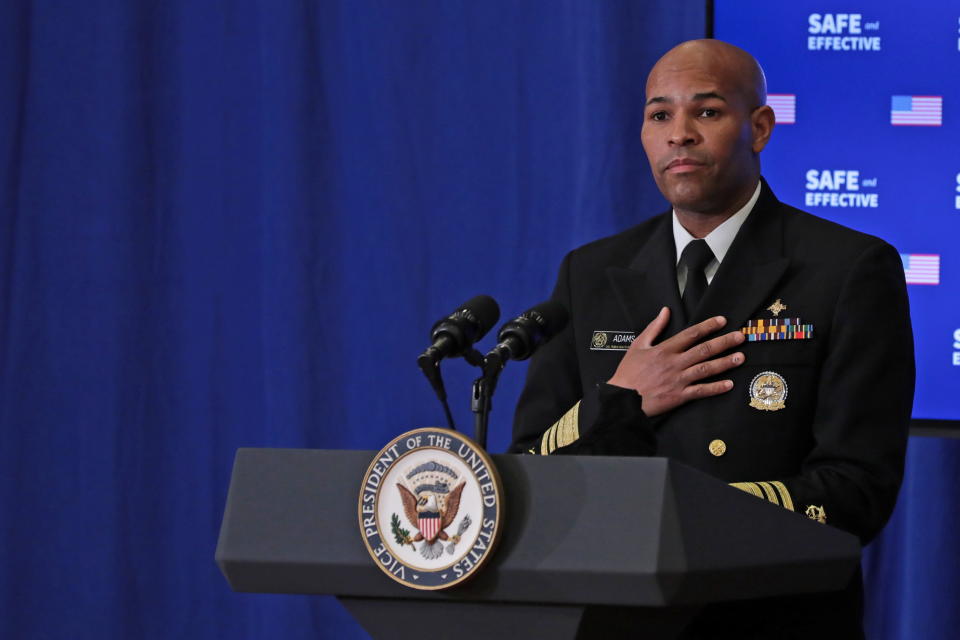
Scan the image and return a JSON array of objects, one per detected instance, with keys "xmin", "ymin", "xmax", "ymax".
[
  {"xmin": 649, "ymin": 111, "xmax": 668, "ymax": 121},
  {"xmin": 699, "ymin": 108, "xmax": 719, "ymax": 118}
]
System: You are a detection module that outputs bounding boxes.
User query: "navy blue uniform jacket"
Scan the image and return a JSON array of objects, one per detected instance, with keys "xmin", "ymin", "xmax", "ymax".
[{"xmin": 509, "ymin": 182, "xmax": 915, "ymax": 636}]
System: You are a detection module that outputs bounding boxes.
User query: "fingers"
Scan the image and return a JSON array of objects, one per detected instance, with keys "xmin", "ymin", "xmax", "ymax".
[
  {"xmin": 680, "ymin": 350, "xmax": 745, "ymax": 384},
  {"xmin": 635, "ymin": 306, "xmax": 670, "ymax": 347},
  {"xmin": 678, "ymin": 329, "xmax": 746, "ymax": 369},
  {"xmin": 664, "ymin": 315, "xmax": 728, "ymax": 351},
  {"xmin": 681, "ymin": 379, "xmax": 736, "ymax": 401}
]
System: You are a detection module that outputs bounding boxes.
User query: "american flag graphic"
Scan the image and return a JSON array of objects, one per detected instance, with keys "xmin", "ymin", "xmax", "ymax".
[
  {"xmin": 767, "ymin": 94, "xmax": 796, "ymax": 124},
  {"xmin": 890, "ymin": 96, "xmax": 942, "ymax": 126},
  {"xmin": 901, "ymin": 254, "xmax": 940, "ymax": 285},
  {"xmin": 419, "ymin": 512, "xmax": 441, "ymax": 540}
]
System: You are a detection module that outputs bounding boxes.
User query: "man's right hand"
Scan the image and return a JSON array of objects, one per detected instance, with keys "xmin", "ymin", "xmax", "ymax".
[{"xmin": 607, "ymin": 307, "xmax": 746, "ymax": 417}]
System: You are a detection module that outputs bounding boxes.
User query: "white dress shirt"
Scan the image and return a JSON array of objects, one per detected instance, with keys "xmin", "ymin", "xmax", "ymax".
[{"xmin": 672, "ymin": 181, "xmax": 762, "ymax": 296}]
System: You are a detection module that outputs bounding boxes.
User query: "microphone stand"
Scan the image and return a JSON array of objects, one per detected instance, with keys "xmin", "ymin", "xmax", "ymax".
[{"xmin": 470, "ymin": 350, "xmax": 505, "ymax": 450}]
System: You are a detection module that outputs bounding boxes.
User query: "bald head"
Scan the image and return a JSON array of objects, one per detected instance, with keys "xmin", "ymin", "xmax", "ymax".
[
  {"xmin": 647, "ymin": 39, "xmax": 767, "ymax": 110},
  {"xmin": 640, "ymin": 39, "xmax": 775, "ymax": 230}
]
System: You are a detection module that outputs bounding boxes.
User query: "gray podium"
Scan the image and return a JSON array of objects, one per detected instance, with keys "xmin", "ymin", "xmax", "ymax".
[{"xmin": 216, "ymin": 449, "xmax": 860, "ymax": 639}]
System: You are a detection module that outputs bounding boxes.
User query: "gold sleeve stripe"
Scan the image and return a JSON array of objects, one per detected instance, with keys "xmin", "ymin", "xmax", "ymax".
[
  {"xmin": 756, "ymin": 481, "xmax": 780, "ymax": 506},
  {"xmin": 730, "ymin": 480, "xmax": 795, "ymax": 513},
  {"xmin": 557, "ymin": 401, "xmax": 580, "ymax": 449},
  {"xmin": 730, "ymin": 482, "xmax": 764, "ymax": 499},
  {"xmin": 538, "ymin": 401, "xmax": 581, "ymax": 455},
  {"xmin": 540, "ymin": 419, "xmax": 554, "ymax": 455},
  {"xmin": 770, "ymin": 481, "xmax": 795, "ymax": 511}
]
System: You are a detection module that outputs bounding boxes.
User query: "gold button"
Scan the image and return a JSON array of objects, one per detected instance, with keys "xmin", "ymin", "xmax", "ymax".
[{"xmin": 708, "ymin": 439, "xmax": 727, "ymax": 457}]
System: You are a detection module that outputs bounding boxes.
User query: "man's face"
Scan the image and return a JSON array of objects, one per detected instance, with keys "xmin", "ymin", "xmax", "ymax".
[{"xmin": 641, "ymin": 61, "xmax": 763, "ymax": 214}]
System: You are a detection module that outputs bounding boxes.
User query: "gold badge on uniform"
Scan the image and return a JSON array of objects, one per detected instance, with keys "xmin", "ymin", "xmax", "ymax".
[
  {"xmin": 748, "ymin": 371, "xmax": 788, "ymax": 411},
  {"xmin": 767, "ymin": 298, "xmax": 787, "ymax": 316}
]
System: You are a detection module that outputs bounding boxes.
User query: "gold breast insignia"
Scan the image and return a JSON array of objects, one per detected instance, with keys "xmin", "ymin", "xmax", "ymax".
[
  {"xmin": 767, "ymin": 298, "xmax": 787, "ymax": 316},
  {"xmin": 748, "ymin": 371, "xmax": 788, "ymax": 411}
]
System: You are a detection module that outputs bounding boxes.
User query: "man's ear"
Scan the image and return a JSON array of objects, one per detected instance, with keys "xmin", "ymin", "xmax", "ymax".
[{"xmin": 751, "ymin": 105, "xmax": 775, "ymax": 153}]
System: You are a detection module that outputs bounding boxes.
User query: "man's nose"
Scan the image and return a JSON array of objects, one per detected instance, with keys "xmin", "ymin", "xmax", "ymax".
[{"xmin": 668, "ymin": 115, "xmax": 700, "ymax": 146}]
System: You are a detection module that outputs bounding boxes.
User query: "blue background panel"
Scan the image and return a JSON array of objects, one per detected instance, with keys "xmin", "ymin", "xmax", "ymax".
[{"xmin": 716, "ymin": 0, "xmax": 960, "ymax": 421}]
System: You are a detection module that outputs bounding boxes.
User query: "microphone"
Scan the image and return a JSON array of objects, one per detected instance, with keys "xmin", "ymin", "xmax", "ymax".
[
  {"xmin": 470, "ymin": 300, "xmax": 568, "ymax": 448},
  {"xmin": 419, "ymin": 295, "xmax": 500, "ymax": 365},
  {"xmin": 418, "ymin": 295, "xmax": 500, "ymax": 431},
  {"xmin": 486, "ymin": 300, "xmax": 569, "ymax": 364}
]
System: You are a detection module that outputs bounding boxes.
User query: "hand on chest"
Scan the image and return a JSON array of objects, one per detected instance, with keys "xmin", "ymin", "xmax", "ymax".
[{"xmin": 581, "ymin": 293, "xmax": 824, "ymax": 416}]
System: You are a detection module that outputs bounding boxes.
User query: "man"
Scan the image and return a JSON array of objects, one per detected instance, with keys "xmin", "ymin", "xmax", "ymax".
[{"xmin": 510, "ymin": 40, "xmax": 914, "ymax": 636}]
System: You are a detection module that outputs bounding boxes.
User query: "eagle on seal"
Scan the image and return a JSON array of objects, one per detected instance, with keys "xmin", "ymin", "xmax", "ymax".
[{"xmin": 397, "ymin": 481, "xmax": 465, "ymax": 560}]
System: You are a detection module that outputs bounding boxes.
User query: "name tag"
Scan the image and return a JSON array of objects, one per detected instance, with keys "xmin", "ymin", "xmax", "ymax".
[{"xmin": 590, "ymin": 330, "xmax": 637, "ymax": 351}]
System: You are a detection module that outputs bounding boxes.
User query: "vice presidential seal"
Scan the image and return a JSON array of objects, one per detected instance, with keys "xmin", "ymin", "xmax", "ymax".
[{"xmin": 358, "ymin": 427, "xmax": 503, "ymax": 590}]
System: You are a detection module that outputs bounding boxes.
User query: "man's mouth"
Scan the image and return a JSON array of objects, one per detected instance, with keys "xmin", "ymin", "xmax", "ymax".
[{"xmin": 665, "ymin": 158, "xmax": 706, "ymax": 174}]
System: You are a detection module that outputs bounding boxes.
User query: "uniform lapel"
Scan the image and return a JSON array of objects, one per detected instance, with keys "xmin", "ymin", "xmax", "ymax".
[
  {"xmin": 692, "ymin": 182, "xmax": 789, "ymax": 331},
  {"xmin": 605, "ymin": 214, "xmax": 687, "ymax": 341}
]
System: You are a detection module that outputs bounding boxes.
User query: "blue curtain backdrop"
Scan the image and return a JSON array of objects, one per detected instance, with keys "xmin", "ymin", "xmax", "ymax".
[{"xmin": 0, "ymin": 1, "xmax": 956, "ymax": 638}]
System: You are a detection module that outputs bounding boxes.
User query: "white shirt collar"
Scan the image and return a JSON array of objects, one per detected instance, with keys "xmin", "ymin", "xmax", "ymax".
[
  {"xmin": 672, "ymin": 181, "xmax": 762, "ymax": 291},
  {"xmin": 672, "ymin": 181, "xmax": 762, "ymax": 267}
]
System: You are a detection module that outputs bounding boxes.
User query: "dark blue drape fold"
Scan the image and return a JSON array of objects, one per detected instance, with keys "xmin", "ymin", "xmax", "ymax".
[{"xmin": 1, "ymin": 2, "xmax": 955, "ymax": 639}]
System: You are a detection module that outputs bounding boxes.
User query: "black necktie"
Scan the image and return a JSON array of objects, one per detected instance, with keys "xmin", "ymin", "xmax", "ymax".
[{"xmin": 679, "ymin": 239, "xmax": 714, "ymax": 321}]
